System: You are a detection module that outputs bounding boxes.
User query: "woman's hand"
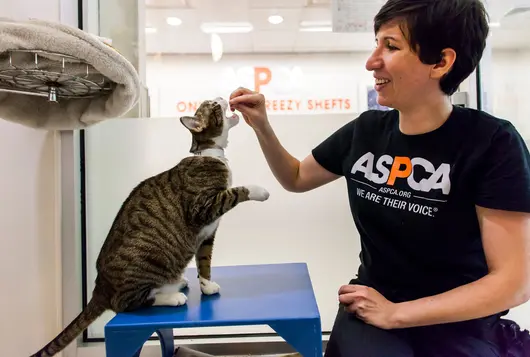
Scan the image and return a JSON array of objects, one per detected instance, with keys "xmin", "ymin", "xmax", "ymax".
[
  {"xmin": 338, "ymin": 284, "xmax": 400, "ymax": 330},
  {"xmin": 229, "ymin": 87, "xmax": 270, "ymax": 134}
]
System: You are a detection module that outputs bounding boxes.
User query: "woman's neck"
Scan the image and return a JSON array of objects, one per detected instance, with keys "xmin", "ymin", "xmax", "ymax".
[{"xmin": 398, "ymin": 95, "xmax": 454, "ymax": 135}]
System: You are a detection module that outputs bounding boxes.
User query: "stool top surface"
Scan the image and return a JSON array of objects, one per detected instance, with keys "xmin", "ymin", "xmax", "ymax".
[{"xmin": 105, "ymin": 262, "xmax": 320, "ymax": 331}]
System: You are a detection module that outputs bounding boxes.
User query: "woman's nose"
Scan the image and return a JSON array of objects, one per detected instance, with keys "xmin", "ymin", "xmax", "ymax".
[{"xmin": 365, "ymin": 51, "xmax": 383, "ymax": 71}]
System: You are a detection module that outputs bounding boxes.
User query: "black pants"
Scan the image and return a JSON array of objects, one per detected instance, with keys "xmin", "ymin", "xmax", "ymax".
[{"xmin": 324, "ymin": 305, "xmax": 530, "ymax": 357}]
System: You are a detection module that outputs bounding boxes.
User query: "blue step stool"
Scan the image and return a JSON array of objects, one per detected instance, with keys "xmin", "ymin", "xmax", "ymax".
[{"xmin": 104, "ymin": 262, "xmax": 323, "ymax": 357}]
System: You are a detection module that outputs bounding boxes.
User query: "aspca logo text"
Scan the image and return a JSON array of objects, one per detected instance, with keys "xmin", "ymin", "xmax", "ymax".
[{"xmin": 351, "ymin": 152, "xmax": 451, "ymax": 195}]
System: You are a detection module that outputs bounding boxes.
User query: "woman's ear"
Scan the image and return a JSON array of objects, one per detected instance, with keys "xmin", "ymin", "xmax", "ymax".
[{"xmin": 431, "ymin": 48, "xmax": 457, "ymax": 79}]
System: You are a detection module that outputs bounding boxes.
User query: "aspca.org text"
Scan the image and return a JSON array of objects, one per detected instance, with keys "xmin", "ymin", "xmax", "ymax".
[{"xmin": 378, "ymin": 187, "xmax": 412, "ymax": 198}]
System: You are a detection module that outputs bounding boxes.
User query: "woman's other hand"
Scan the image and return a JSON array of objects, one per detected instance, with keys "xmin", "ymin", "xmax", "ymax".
[{"xmin": 338, "ymin": 284, "xmax": 401, "ymax": 330}]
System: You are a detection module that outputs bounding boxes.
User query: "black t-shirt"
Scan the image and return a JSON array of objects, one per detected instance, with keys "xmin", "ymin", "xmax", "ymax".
[{"xmin": 312, "ymin": 106, "xmax": 530, "ymax": 303}]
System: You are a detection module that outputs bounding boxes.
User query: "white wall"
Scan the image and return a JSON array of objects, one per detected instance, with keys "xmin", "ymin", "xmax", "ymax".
[
  {"xmin": 0, "ymin": 0, "xmax": 74, "ymax": 355},
  {"xmin": 0, "ymin": 123, "xmax": 61, "ymax": 355}
]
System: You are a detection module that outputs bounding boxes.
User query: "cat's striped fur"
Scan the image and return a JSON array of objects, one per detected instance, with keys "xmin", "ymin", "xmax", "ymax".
[{"xmin": 30, "ymin": 97, "xmax": 270, "ymax": 357}]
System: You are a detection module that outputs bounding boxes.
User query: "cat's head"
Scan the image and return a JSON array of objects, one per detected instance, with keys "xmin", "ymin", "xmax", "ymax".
[{"xmin": 179, "ymin": 97, "xmax": 239, "ymax": 154}]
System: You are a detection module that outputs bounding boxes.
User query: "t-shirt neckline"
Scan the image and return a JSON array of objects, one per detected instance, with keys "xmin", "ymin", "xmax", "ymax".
[{"xmin": 391, "ymin": 105, "xmax": 460, "ymax": 140}]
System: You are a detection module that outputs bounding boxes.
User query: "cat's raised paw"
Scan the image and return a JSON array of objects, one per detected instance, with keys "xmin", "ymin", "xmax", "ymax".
[
  {"xmin": 246, "ymin": 185, "xmax": 270, "ymax": 202},
  {"xmin": 199, "ymin": 277, "xmax": 221, "ymax": 295}
]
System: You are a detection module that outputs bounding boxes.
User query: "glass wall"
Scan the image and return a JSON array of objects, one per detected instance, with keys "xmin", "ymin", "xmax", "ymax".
[
  {"xmin": 483, "ymin": 0, "xmax": 530, "ymax": 327},
  {"xmin": 82, "ymin": 0, "xmax": 381, "ymax": 342},
  {"xmin": 485, "ymin": 1, "xmax": 530, "ymax": 139},
  {"xmin": 78, "ymin": 0, "xmax": 530, "ymax": 346}
]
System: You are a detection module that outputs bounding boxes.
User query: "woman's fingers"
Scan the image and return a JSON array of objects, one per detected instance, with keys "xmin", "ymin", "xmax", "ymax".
[
  {"xmin": 229, "ymin": 86, "xmax": 254, "ymax": 100},
  {"xmin": 229, "ymin": 87, "xmax": 257, "ymax": 111},
  {"xmin": 229, "ymin": 87, "xmax": 269, "ymax": 131},
  {"xmin": 231, "ymin": 103, "xmax": 255, "ymax": 117},
  {"xmin": 229, "ymin": 93, "xmax": 264, "ymax": 107}
]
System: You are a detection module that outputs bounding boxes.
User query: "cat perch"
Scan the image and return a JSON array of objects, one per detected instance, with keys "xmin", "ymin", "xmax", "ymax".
[{"xmin": 0, "ymin": 18, "xmax": 141, "ymax": 130}]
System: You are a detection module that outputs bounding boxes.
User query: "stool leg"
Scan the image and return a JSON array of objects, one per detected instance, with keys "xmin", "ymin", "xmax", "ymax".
[
  {"xmin": 269, "ymin": 319, "xmax": 323, "ymax": 357},
  {"xmin": 104, "ymin": 327, "xmax": 154, "ymax": 357},
  {"xmin": 132, "ymin": 347, "xmax": 142, "ymax": 357},
  {"xmin": 155, "ymin": 328, "xmax": 175, "ymax": 357}
]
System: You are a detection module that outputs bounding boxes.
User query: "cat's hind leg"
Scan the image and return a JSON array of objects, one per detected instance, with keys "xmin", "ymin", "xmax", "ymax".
[
  {"xmin": 157, "ymin": 279, "xmax": 188, "ymax": 293},
  {"xmin": 178, "ymin": 276, "xmax": 189, "ymax": 289},
  {"xmin": 195, "ymin": 237, "xmax": 221, "ymax": 295},
  {"xmin": 149, "ymin": 279, "xmax": 189, "ymax": 306},
  {"xmin": 152, "ymin": 291, "xmax": 188, "ymax": 307}
]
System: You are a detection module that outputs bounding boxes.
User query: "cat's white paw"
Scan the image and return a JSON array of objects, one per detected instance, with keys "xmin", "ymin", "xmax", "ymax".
[
  {"xmin": 199, "ymin": 277, "xmax": 220, "ymax": 295},
  {"xmin": 168, "ymin": 292, "xmax": 188, "ymax": 306},
  {"xmin": 246, "ymin": 185, "xmax": 270, "ymax": 202},
  {"xmin": 153, "ymin": 292, "xmax": 187, "ymax": 306}
]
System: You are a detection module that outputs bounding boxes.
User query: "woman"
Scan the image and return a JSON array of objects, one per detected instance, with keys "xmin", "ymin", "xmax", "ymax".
[{"xmin": 229, "ymin": 0, "xmax": 530, "ymax": 356}]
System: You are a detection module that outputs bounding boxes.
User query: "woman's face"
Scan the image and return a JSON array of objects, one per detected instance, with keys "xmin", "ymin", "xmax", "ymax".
[{"xmin": 365, "ymin": 21, "xmax": 446, "ymax": 110}]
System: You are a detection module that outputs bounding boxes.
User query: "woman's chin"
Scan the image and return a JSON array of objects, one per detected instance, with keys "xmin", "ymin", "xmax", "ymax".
[{"xmin": 377, "ymin": 96, "xmax": 391, "ymax": 108}]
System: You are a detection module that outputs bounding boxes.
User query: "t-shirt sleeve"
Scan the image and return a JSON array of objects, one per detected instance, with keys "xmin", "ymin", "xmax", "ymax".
[
  {"xmin": 311, "ymin": 119, "xmax": 356, "ymax": 176},
  {"xmin": 474, "ymin": 122, "xmax": 530, "ymax": 213}
]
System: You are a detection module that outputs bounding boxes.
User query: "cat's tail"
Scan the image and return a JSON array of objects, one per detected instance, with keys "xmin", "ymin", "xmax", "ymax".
[{"xmin": 29, "ymin": 297, "xmax": 107, "ymax": 357}]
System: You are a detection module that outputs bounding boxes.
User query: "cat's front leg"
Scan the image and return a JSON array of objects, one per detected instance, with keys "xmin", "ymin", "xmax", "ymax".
[
  {"xmin": 195, "ymin": 186, "xmax": 270, "ymax": 223},
  {"xmin": 200, "ymin": 276, "xmax": 220, "ymax": 295},
  {"xmin": 245, "ymin": 185, "xmax": 270, "ymax": 202},
  {"xmin": 195, "ymin": 236, "xmax": 220, "ymax": 295}
]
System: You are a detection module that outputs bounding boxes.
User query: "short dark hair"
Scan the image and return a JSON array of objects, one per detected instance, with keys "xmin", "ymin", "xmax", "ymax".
[{"xmin": 374, "ymin": 0, "xmax": 489, "ymax": 95}]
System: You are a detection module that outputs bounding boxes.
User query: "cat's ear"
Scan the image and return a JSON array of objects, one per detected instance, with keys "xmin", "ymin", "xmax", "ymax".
[{"xmin": 180, "ymin": 116, "xmax": 205, "ymax": 132}]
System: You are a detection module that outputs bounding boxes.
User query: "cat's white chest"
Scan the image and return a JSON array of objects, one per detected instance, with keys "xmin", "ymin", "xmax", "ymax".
[{"xmin": 198, "ymin": 218, "xmax": 220, "ymax": 242}]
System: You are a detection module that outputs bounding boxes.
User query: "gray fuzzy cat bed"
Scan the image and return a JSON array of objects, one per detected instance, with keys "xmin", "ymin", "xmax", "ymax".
[{"xmin": 0, "ymin": 17, "xmax": 141, "ymax": 130}]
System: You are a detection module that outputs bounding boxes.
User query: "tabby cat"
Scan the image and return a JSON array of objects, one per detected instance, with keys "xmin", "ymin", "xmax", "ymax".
[{"xmin": 30, "ymin": 97, "xmax": 270, "ymax": 357}]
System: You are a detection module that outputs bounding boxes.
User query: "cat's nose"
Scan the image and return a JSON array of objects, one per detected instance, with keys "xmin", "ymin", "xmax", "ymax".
[{"xmin": 215, "ymin": 97, "xmax": 228, "ymax": 108}]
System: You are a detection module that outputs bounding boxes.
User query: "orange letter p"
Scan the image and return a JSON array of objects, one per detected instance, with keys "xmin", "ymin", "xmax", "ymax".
[
  {"xmin": 387, "ymin": 157, "xmax": 412, "ymax": 185},
  {"xmin": 254, "ymin": 67, "xmax": 272, "ymax": 93}
]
